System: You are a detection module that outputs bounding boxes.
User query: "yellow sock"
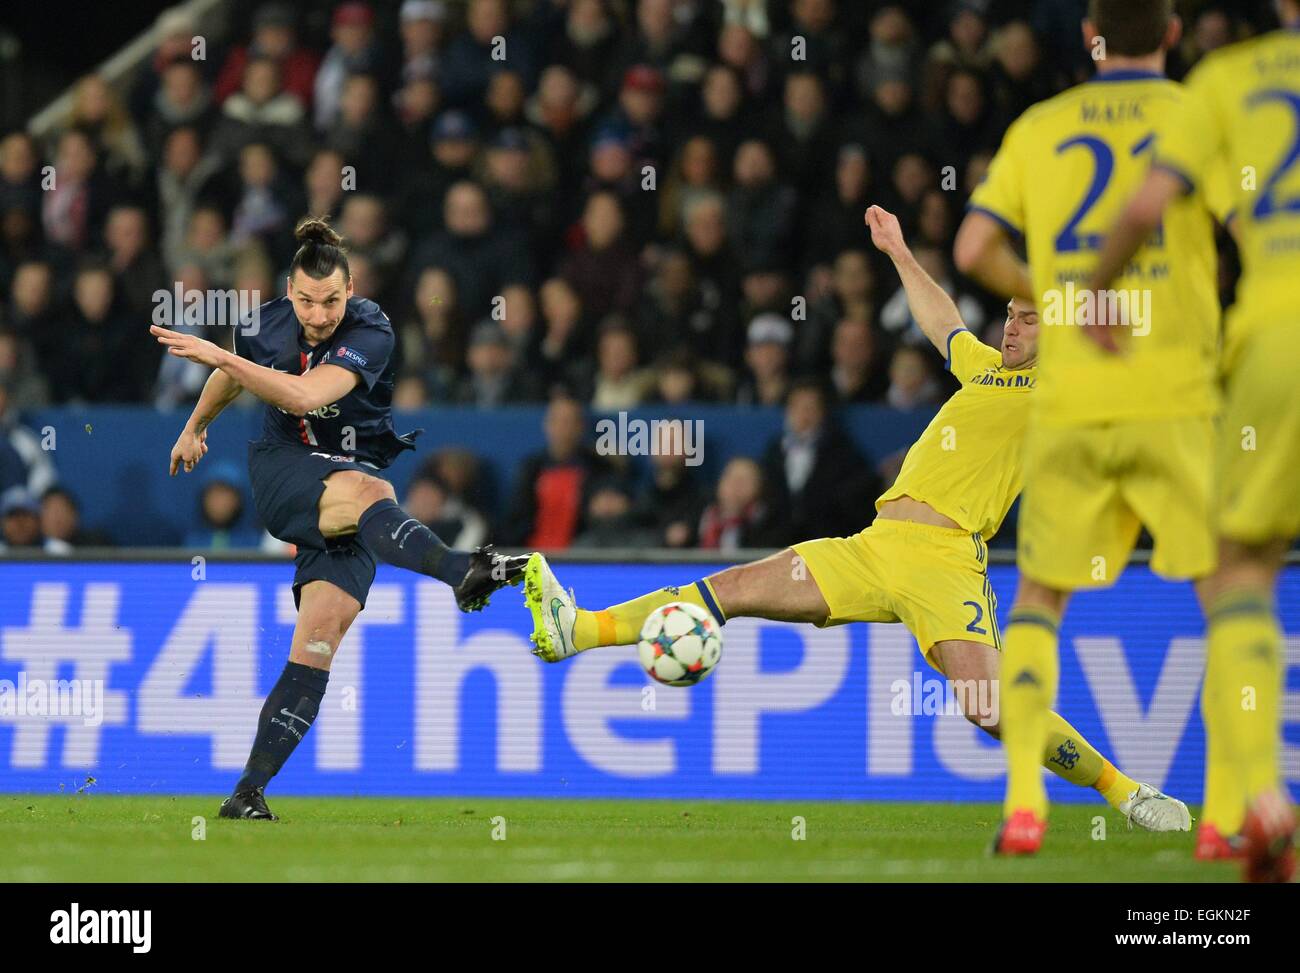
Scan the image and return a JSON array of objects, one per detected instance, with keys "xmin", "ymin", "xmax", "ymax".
[
  {"xmin": 1200, "ymin": 636, "xmax": 1246, "ymax": 835},
  {"xmin": 1206, "ymin": 589, "xmax": 1283, "ymax": 800},
  {"xmin": 1001, "ymin": 607, "xmax": 1060, "ymax": 819},
  {"xmin": 1039, "ymin": 711, "xmax": 1137, "ymax": 809},
  {"xmin": 573, "ymin": 579, "xmax": 726, "ymax": 651}
]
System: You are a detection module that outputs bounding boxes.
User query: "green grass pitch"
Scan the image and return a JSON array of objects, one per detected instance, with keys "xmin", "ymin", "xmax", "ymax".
[{"xmin": 0, "ymin": 794, "xmax": 1237, "ymax": 882}]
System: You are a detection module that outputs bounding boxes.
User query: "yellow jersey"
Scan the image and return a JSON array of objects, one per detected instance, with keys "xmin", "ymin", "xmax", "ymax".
[
  {"xmin": 969, "ymin": 70, "xmax": 1225, "ymax": 426},
  {"xmin": 1154, "ymin": 29, "xmax": 1300, "ymax": 368},
  {"xmin": 877, "ymin": 329, "xmax": 1035, "ymax": 539}
]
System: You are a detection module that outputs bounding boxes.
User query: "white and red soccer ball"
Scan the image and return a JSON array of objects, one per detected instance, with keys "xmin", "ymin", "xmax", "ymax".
[{"xmin": 637, "ymin": 602, "xmax": 723, "ymax": 687}]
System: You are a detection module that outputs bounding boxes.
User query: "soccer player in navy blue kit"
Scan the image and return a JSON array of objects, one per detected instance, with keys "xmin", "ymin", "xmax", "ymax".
[{"xmin": 152, "ymin": 218, "xmax": 529, "ymax": 820}]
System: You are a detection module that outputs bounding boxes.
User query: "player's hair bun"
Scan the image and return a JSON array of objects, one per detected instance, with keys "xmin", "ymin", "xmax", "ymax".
[
  {"xmin": 294, "ymin": 217, "xmax": 343, "ymax": 249},
  {"xmin": 290, "ymin": 217, "xmax": 350, "ymax": 281}
]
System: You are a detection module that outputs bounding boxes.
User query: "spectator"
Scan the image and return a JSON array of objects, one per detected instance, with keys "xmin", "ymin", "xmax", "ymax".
[
  {"xmin": 183, "ymin": 463, "xmax": 262, "ymax": 549},
  {"xmin": 761, "ymin": 380, "xmax": 877, "ymax": 542},
  {"xmin": 41, "ymin": 128, "xmax": 116, "ymax": 252},
  {"xmin": 314, "ymin": 2, "xmax": 385, "ymax": 131},
  {"xmin": 440, "ymin": 0, "xmax": 536, "ymax": 109},
  {"xmin": 0, "ymin": 132, "xmax": 42, "ymax": 228},
  {"xmin": 481, "ymin": 127, "xmax": 558, "ymax": 255},
  {"xmin": 41, "ymin": 486, "xmax": 113, "ymax": 548},
  {"xmin": 802, "ymin": 143, "xmax": 874, "ymax": 281},
  {"xmin": 399, "ymin": 265, "xmax": 461, "ymax": 397},
  {"xmin": 886, "ymin": 345, "xmax": 944, "ymax": 410},
  {"xmin": 228, "ymin": 142, "xmax": 300, "ymax": 268},
  {"xmin": 524, "ymin": 65, "xmax": 601, "ymax": 206},
  {"xmin": 658, "ymin": 134, "xmax": 722, "ymax": 240},
  {"xmin": 302, "ymin": 147, "xmax": 347, "ymax": 225},
  {"xmin": 697, "ymin": 456, "xmax": 784, "ymax": 551},
  {"xmin": 455, "ymin": 319, "xmax": 541, "ymax": 407},
  {"xmin": 403, "ymin": 472, "xmax": 488, "ymax": 550},
  {"xmin": 536, "ymin": 276, "xmax": 587, "ymax": 395},
  {"xmin": 322, "ymin": 73, "xmax": 398, "ymax": 191},
  {"xmin": 680, "ymin": 192, "xmax": 741, "ymax": 365},
  {"xmin": 398, "ymin": 0, "xmax": 449, "ymax": 85},
  {"xmin": 633, "ymin": 421, "xmax": 706, "ymax": 547},
  {"xmin": 688, "ymin": 62, "xmax": 746, "ymax": 165},
  {"xmin": 210, "ymin": 56, "xmax": 315, "ymax": 170},
  {"xmin": 155, "ymin": 126, "xmax": 224, "ymax": 271},
  {"xmin": 339, "ymin": 194, "xmax": 407, "ymax": 297},
  {"xmin": 587, "ymin": 317, "xmax": 653, "ymax": 411},
  {"xmin": 803, "ymin": 248, "xmax": 876, "ymax": 372},
  {"xmin": 104, "ymin": 204, "xmax": 166, "ymax": 317},
  {"xmin": 572, "ymin": 478, "xmax": 657, "ymax": 548},
  {"xmin": 736, "ymin": 313, "xmax": 793, "ymax": 406},
  {"xmin": 550, "ymin": 0, "xmax": 622, "ymax": 93},
  {"xmin": 502, "ymin": 395, "xmax": 616, "ymax": 548},
  {"xmin": 729, "ymin": 139, "xmax": 798, "ymax": 275},
  {"xmin": 7, "ymin": 261, "xmax": 62, "ymax": 380},
  {"xmin": 560, "ymin": 190, "xmax": 642, "ymax": 323},
  {"xmin": 829, "ymin": 316, "xmax": 890, "ymax": 404},
  {"xmin": 410, "ymin": 180, "xmax": 532, "ymax": 321},
  {"xmin": 214, "ymin": 2, "xmax": 320, "ymax": 110},
  {"xmin": 49, "ymin": 263, "xmax": 153, "ymax": 404},
  {"xmin": 0, "ymin": 486, "xmax": 71, "ymax": 554},
  {"xmin": 65, "ymin": 75, "xmax": 148, "ymax": 187},
  {"xmin": 143, "ymin": 58, "xmax": 216, "ymax": 158}
]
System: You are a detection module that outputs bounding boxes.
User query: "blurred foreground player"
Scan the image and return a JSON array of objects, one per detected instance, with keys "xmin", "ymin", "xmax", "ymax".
[
  {"xmin": 153, "ymin": 218, "xmax": 529, "ymax": 820},
  {"xmin": 1088, "ymin": 0, "xmax": 1300, "ymax": 881}
]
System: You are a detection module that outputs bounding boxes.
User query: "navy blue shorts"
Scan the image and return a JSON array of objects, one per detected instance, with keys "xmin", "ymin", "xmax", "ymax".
[{"xmin": 247, "ymin": 440, "xmax": 381, "ymax": 609}]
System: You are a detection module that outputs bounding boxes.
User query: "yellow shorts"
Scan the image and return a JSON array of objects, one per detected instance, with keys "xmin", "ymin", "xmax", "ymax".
[
  {"xmin": 792, "ymin": 519, "xmax": 1000, "ymax": 656},
  {"xmin": 1017, "ymin": 416, "xmax": 1215, "ymax": 590},
  {"xmin": 1217, "ymin": 321, "xmax": 1300, "ymax": 544}
]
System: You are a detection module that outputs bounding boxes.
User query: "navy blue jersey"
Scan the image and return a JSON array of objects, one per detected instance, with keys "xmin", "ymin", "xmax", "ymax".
[{"xmin": 234, "ymin": 296, "xmax": 418, "ymax": 468}]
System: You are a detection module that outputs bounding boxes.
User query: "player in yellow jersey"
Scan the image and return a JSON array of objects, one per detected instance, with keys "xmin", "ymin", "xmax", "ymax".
[
  {"xmin": 953, "ymin": 0, "xmax": 1224, "ymax": 854},
  {"xmin": 519, "ymin": 205, "xmax": 1190, "ymax": 830},
  {"xmin": 1086, "ymin": 0, "xmax": 1300, "ymax": 882}
]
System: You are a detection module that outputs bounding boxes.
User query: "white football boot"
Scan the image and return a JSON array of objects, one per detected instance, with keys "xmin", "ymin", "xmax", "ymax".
[
  {"xmin": 1121, "ymin": 782, "xmax": 1193, "ymax": 832},
  {"xmin": 523, "ymin": 553, "xmax": 579, "ymax": 662}
]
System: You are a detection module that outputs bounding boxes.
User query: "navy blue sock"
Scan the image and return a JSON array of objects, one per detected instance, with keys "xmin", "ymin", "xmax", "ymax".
[
  {"xmin": 235, "ymin": 661, "xmax": 329, "ymax": 793},
  {"xmin": 357, "ymin": 498, "xmax": 470, "ymax": 587}
]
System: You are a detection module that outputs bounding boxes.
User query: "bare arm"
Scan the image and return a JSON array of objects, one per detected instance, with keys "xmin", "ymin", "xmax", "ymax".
[
  {"xmin": 953, "ymin": 210, "xmax": 1034, "ymax": 302},
  {"xmin": 168, "ymin": 369, "xmax": 241, "ymax": 476},
  {"xmin": 865, "ymin": 205, "xmax": 965, "ymax": 355},
  {"xmin": 188, "ymin": 368, "xmax": 242, "ymax": 435},
  {"xmin": 150, "ymin": 325, "xmax": 360, "ymax": 416}
]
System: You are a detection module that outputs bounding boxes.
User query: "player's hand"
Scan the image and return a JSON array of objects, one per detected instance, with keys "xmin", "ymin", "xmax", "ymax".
[
  {"xmin": 150, "ymin": 325, "xmax": 227, "ymax": 368},
  {"xmin": 170, "ymin": 428, "xmax": 208, "ymax": 476},
  {"xmin": 865, "ymin": 205, "xmax": 906, "ymax": 258}
]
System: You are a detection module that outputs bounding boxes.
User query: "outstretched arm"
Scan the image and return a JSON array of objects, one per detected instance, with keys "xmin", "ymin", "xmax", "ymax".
[
  {"xmin": 865, "ymin": 204, "xmax": 966, "ymax": 355},
  {"xmin": 151, "ymin": 325, "xmax": 360, "ymax": 417}
]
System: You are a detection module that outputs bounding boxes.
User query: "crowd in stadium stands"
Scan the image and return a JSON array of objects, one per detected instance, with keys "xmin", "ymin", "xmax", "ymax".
[{"xmin": 0, "ymin": 0, "xmax": 1262, "ymax": 551}]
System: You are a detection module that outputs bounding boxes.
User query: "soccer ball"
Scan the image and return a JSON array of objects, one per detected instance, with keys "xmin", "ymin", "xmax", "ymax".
[{"xmin": 637, "ymin": 602, "xmax": 723, "ymax": 686}]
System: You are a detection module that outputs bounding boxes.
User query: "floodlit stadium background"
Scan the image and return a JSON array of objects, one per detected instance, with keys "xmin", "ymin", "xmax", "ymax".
[{"xmin": 0, "ymin": 2, "xmax": 1296, "ymax": 801}]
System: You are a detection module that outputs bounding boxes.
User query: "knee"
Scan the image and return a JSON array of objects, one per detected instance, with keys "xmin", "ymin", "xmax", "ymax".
[{"xmin": 354, "ymin": 474, "xmax": 396, "ymax": 512}]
